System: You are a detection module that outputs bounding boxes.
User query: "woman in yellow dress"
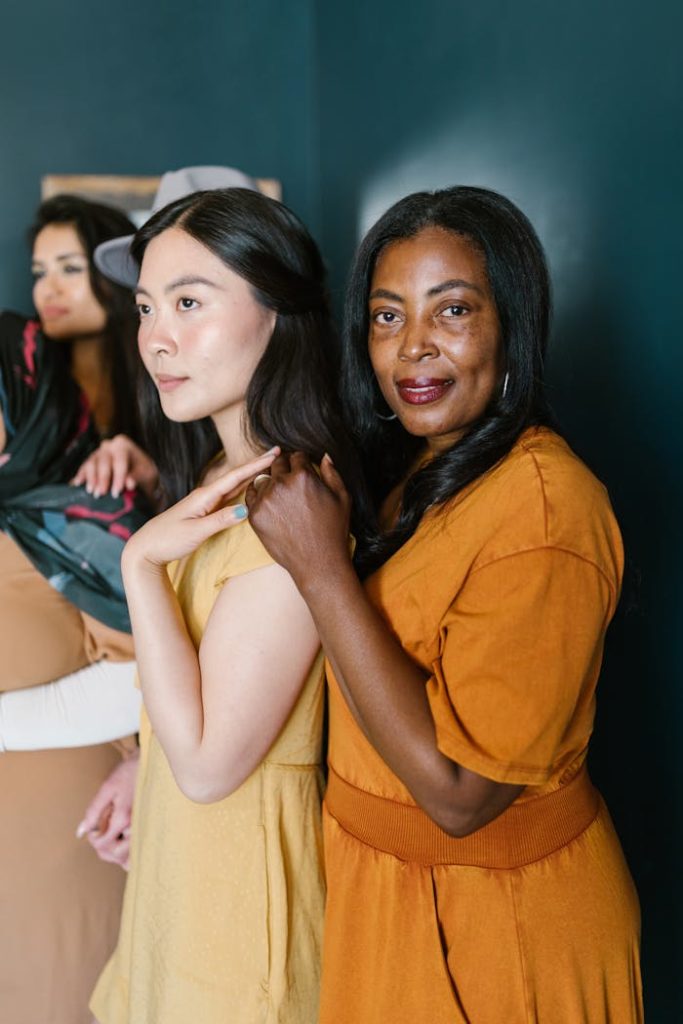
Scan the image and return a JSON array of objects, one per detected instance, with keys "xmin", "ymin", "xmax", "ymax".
[
  {"xmin": 90, "ymin": 187, "xmax": 366, "ymax": 1023},
  {"xmin": 247, "ymin": 186, "xmax": 643, "ymax": 1023}
]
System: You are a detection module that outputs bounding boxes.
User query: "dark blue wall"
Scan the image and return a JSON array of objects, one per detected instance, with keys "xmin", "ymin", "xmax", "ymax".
[
  {"xmin": 1, "ymin": 1, "xmax": 680, "ymax": 1016},
  {"xmin": 0, "ymin": 0, "xmax": 318, "ymax": 311},
  {"xmin": 316, "ymin": 3, "xmax": 682, "ymax": 1019}
]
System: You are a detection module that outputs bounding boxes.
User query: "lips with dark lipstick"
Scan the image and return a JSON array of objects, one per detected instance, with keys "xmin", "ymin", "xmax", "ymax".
[{"xmin": 395, "ymin": 377, "xmax": 454, "ymax": 405}]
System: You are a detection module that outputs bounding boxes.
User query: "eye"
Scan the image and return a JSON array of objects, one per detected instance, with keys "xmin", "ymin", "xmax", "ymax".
[
  {"xmin": 63, "ymin": 263, "xmax": 85, "ymax": 274},
  {"xmin": 31, "ymin": 268, "xmax": 45, "ymax": 280},
  {"xmin": 372, "ymin": 309, "xmax": 401, "ymax": 325},
  {"xmin": 441, "ymin": 304, "xmax": 468, "ymax": 318},
  {"xmin": 178, "ymin": 296, "xmax": 199, "ymax": 311},
  {"xmin": 136, "ymin": 302, "xmax": 152, "ymax": 318}
]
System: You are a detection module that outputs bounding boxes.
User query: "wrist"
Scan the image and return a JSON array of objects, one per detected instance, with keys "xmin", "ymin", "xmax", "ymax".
[
  {"xmin": 296, "ymin": 547, "xmax": 358, "ymax": 603},
  {"xmin": 121, "ymin": 539, "xmax": 167, "ymax": 581}
]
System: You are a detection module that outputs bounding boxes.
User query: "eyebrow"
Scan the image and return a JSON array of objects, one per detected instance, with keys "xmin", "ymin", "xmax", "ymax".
[
  {"xmin": 369, "ymin": 278, "xmax": 484, "ymax": 302},
  {"xmin": 136, "ymin": 275, "xmax": 222, "ymax": 297},
  {"xmin": 31, "ymin": 252, "xmax": 86, "ymax": 265}
]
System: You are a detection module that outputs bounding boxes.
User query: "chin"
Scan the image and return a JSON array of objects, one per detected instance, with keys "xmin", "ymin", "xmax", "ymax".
[
  {"xmin": 158, "ymin": 398, "xmax": 208, "ymax": 425},
  {"xmin": 40, "ymin": 323, "xmax": 73, "ymax": 342}
]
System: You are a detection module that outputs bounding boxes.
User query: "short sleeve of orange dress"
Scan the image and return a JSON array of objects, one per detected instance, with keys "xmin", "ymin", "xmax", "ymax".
[
  {"xmin": 345, "ymin": 427, "xmax": 624, "ymax": 801},
  {"xmin": 426, "ymin": 547, "xmax": 617, "ymax": 786},
  {"xmin": 420, "ymin": 429, "xmax": 624, "ymax": 791}
]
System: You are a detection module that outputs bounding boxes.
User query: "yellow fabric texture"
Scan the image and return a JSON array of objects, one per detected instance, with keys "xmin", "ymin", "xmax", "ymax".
[
  {"xmin": 91, "ymin": 518, "xmax": 325, "ymax": 1024},
  {"xmin": 320, "ymin": 427, "xmax": 643, "ymax": 1024}
]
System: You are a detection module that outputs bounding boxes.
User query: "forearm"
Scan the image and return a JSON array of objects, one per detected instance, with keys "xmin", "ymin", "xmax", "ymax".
[
  {"xmin": 123, "ymin": 555, "xmax": 207, "ymax": 778},
  {"xmin": 245, "ymin": 455, "xmax": 524, "ymax": 833},
  {"xmin": 0, "ymin": 660, "xmax": 140, "ymax": 751},
  {"xmin": 297, "ymin": 557, "xmax": 468, "ymax": 821}
]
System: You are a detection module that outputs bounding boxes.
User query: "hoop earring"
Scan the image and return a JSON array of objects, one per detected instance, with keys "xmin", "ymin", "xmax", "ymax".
[
  {"xmin": 501, "ymin": 371, "xmax": 510, "ymax": 399},
  {"xmin": 377, "ymin": 410, "xmax": 398, "ymax": 422}
]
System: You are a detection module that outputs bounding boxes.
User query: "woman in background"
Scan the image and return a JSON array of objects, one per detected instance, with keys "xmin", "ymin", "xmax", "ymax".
[
  {"xmin": 0, "ymin": 196, "xmax": 151, "ymax": 1024},
  {"xmin": 246, "ymin": 185, "xmax": 643, "ymax": 1023}
]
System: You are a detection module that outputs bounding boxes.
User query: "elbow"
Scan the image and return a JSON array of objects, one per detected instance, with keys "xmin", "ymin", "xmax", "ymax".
[
  {"xmin": 173, "ymin": 767, "xmax": 244, "ymax": 805},
  {"xmin": 429, "ymin": 804, "xmax": 483, "ymax": 839},
  {"xmin": 421, "ymin": 792, "xmax": 495, "ymax": 839},
  {"xmin": 177, "ymin": 779, "xmax": 230, "ymax": 805}
]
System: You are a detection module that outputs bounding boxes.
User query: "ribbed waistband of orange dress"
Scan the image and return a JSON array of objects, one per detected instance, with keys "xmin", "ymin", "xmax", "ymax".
[{"xmin": 324, "ymin": 764, "xmax": 600, "ymax": 869}]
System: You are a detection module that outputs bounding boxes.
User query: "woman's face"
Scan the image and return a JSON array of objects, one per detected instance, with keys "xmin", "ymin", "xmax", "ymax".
[
  {"xmin": 32, "ymin": 223, "xmax": 107, "ymax": 340},
  {"xmin": 136, "ymin": 227, "xmax": 275, "ymax": 430},
  {"xmin": 368, "ymin": 225, "xmax": 504, "ymax": 453}
]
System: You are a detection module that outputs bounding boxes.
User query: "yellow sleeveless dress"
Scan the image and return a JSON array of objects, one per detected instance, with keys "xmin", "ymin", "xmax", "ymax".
[{"xmin": 91, "ymin": 519, "xmax": 325, "ymax": 1023}]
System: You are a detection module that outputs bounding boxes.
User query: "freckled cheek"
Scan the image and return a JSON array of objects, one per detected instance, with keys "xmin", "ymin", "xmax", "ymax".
[{"xmin": 445, "ymin": 328, "xmax": 501, "ymax": 373}]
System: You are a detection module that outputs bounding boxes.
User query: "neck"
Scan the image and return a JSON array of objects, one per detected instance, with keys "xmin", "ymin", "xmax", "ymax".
[
  {"xmin": 70, "ymin": 335, "xmax": 113, "ymax": 434},
  {"xmin": 211, "ymin": 401, "xmax": 264, "ymax": 471},
  {"xmin": 70, "ymin": 335, "xmax": 105, "ymax": 381}
]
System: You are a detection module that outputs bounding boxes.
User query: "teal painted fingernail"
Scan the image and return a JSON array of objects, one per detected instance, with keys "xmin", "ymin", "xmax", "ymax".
[{"xmin": 233, "ymin": 504, "xmax": 248, "ymax": 520}]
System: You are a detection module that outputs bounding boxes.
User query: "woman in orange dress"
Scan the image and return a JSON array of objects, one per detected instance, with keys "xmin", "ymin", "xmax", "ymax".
[{"xmin": 247, "ymin": 186, "xmax": 643, "ymax": 1023}]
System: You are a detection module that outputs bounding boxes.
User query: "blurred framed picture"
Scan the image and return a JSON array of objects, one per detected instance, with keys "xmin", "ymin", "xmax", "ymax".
[{"xmin": 41, "ymin": 174, "xmax": 282, "ymax": 227}]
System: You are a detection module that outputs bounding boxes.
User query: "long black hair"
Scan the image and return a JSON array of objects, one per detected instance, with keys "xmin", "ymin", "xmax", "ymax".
[
  {"xmin": 29, "ymin": 194, "xmax": 141, "ymax": 440},
  {"xmin": 131, "ymin": 187, "xmax": 369, "ymax": 525},
  {"xmin": 343, "ymin": 185, "xmax": 555, "ymax": 576}
]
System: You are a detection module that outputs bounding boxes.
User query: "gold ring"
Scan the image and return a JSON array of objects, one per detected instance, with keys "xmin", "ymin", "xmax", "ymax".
[{"xmin": 253, "ymin": 473, "xmax": 271, "ymax": 488}]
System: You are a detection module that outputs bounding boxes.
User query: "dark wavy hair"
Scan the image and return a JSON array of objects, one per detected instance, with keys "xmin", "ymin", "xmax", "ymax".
[
  {"xmin": 29, "ymin": 194, "xmax": 141, "ymax": 440},
  {"xmin": 130, "ymin": 187, "xmax": 369, "ymax": 523},
  {"xmin": 343, "ymin": 185, "xmax": 555, "ymax": 575}
]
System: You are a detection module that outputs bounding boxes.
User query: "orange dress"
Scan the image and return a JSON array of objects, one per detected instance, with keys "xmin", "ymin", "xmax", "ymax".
[{"xmin": 320, "ymin": 427, "xmax": 642, "ymax": 1024}]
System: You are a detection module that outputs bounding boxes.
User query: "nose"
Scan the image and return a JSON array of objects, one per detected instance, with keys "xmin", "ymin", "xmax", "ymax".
[
  {"xmin": 138, "ymin": 311, "xmax": 178, "ymax": 358},
  {"xmin": 36, "ymin": 268, "xmax": 62, "ymax": 300},
  {"xmin": 397, "ymin": 317, "xmax": 439, "ymax": 362}
]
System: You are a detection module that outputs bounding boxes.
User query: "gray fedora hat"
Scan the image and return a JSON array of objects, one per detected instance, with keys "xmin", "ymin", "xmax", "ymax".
[{"xmin": 94, "ymin": 165, "xmax": 259, "ymax": 289}]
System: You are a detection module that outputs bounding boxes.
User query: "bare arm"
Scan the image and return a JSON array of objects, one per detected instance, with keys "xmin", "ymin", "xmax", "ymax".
[
  {"xmin": 120, "ymin": 447, "xmax": 321, "ymax": 803},
  {"xmin": 247, "ymin": 454, "xmax": 522, "ymax": 837}
]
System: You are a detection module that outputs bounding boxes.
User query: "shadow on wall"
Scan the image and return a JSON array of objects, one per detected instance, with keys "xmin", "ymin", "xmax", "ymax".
[{"xmin": 343, "ymin": 127, "xmax": 682, "ymax": 1020}]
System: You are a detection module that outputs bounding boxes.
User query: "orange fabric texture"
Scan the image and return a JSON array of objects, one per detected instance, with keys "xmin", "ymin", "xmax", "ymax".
[{"xmin": 320, "ymin": 428, "xmax": 642, "ymax": 1023}]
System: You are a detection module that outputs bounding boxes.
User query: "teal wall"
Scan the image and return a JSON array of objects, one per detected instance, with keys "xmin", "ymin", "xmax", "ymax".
[
  {"xmin": 0, "ymin": 0, "xmax": 318, "ymax": 310},
  {"xmin": 1, "ymin": 1, "xmax": 680, "ymax": 1016},
  {"xmin": 316, "ymin": 4, "xmax": 682, "ymax": 1019}
]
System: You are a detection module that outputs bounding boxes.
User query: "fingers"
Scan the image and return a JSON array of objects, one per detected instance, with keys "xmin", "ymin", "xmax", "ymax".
[
  {"xmin": 71, "ymin": 436, "xmax": 143, "ymax": 498},
  {"xmin": 196, "ymin": 503, "xmax": 250, "ymax": 538},
  {"xmin": 76, "ymin": 789, "xmax": 114, "ymax": 838},
  {"xmin": 71, "ymin": 454, "xmax": 98, "ymax": 495},
  {"xmin": 86, "ymin": 797, "xmax": 132, "ymax": 868},
  {"xmin": 269, "ymin": 452, "xmax": 293, "ymax": 478},
  {"xmin": 110, "ymin": 446, "xmax": 132, "ymax": 498},
  {"xmin": 95, "ymin": 803, "xmax": 131, "ymax": 846},
  {"xmin": 245, "ymin": 451, "xmax": 334, "ymax": 512},
  {"xmin": 90, "ymin": 832, "xmax": 131, "ymax": 868},
  {"xmin": 320, "ymin": 453, "xmax": 348, "ymax": 500},
  {"xmin": 204, "ymin": 447, "xmax": 280, "ymax": 501},
  {"xmin": 72, "ymin": 449, "xmax": 114, "ymax": 498},
  {"xmin": 288, "ymin": 451, "xmax": 311, "ymax": 472}
]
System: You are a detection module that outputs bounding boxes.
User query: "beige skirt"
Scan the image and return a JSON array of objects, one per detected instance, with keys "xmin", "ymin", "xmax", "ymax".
[{"xmin": 0, "ymin": 532, "xmax": 134, "ymax": 1023}]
